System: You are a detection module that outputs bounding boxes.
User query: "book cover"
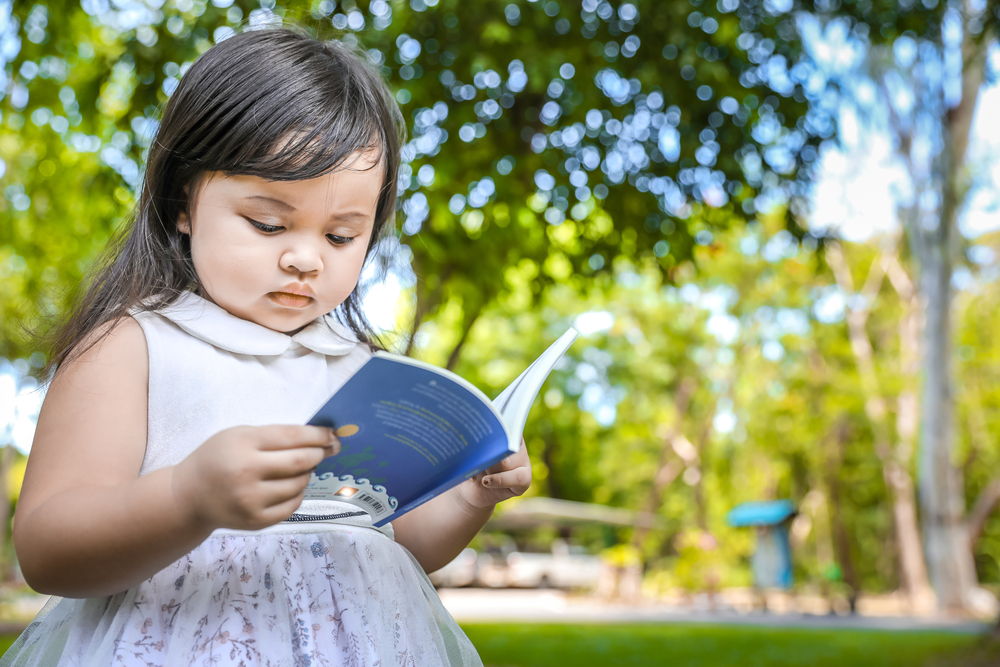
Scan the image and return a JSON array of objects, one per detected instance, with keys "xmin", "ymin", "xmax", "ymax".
[
  {"xmin": 305, "ymin": 354, "xmax": 514, "ymax": 525},
  {"xmin": 304, "ymin": 328, "xmax": 578, "ymax": 526}
]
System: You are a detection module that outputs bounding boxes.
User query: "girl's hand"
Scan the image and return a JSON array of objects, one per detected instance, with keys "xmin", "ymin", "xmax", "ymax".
[
  {"xmin": 172, "ymin": 425, "xmax": 339, "ymax": 531},
  {"xmin": 457, "ymin": 438, "xmax": 532, "ymax": 510}
]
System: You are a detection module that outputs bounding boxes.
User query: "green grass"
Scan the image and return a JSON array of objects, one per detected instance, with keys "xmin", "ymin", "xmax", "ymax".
[
  {"xmin": 461, "ymin": 623, "xmax": 1000, "ymax": 667},
  {"xmin": 0, "ymin": 635, "xmax": 16, "ymax": 654},
  {"xmin": 2, "ymin": 625, "xmax": 997, "ymax": 665}
]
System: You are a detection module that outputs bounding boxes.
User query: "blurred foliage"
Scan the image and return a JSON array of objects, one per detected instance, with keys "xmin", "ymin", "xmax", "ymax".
[
  {"xmin": 448, "ymin": 219, "xmax": 1000, "ymax": 595},
  {"xmin": 667, "ymin": 529, "xmax": 729, "ymax": 591},
  {"xmin": 1, "ymin": 0, "xmax": 841, "ymax": 359}
]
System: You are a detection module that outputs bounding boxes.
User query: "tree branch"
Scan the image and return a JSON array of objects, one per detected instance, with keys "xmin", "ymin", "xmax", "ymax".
[
  {"xmin": 444, "ymin": 302, "xmax": 484, "ymax": 371},
  {"xmin": 403, "ymin": 264, "xmax": 451, "ymax": 357},
  {"xmin": 881, "ymin": 250, "xmax": 915, "ymax": 302},
  {"xmin": 968, "ymin": 478, "xmax": 1000, "ymax": 550},
  {"xmin": 826, "ymin": 241, "xmax": 889, "ymax": 425}
]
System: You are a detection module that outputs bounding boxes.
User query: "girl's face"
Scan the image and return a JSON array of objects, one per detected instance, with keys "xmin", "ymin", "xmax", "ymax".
[{"xmin": 177, "ymin": 154, "xmax": 383, "ymax": 334}]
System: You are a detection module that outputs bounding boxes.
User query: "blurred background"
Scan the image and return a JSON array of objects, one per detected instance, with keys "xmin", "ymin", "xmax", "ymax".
[{"xmin": 4, "ymin": 0, "xmax": 1000, "ymax": 664}]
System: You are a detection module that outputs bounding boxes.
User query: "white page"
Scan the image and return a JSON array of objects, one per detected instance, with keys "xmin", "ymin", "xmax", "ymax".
[{"xmin": 492, "ymin": 327, "xmax": 579, "ymax": 450}]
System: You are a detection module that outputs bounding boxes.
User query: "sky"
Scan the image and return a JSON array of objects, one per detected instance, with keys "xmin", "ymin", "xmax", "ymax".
[{"xmin": 810, "ymin": 44, "xmax": 1000, "ymax": 244}]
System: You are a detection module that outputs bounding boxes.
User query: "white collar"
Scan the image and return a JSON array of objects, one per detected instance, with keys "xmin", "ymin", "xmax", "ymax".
[{"xmin": 153, "ymin": 291, "xmax": 360, "ymax": 357}]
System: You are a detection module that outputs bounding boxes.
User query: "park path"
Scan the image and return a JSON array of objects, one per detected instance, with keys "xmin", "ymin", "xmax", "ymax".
[
  {"xmin": 439, "ymin": 589, "xmax": 991, "ymax": 633},
  {"xmin": 0, "ymin": 589, "xmax": 990, "ymax": 635}
]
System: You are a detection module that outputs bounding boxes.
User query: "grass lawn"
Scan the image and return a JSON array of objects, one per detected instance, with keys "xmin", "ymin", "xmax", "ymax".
[
  {"xmin": 2, "ymin": 624, "xmax": 997, "ymax": 665},
  {"xmin": 461, "ymin": 623, "xmax": 1000, "ymax": 667}
]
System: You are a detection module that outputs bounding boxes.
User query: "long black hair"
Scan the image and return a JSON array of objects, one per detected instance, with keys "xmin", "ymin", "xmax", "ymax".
[{"xmin": 44, "ymin": 25, "xmax": 404, "ymax": 373}]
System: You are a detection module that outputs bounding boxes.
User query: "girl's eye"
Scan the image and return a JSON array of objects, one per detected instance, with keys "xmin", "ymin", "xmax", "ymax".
[
  {"xmin": 246, "ymin": 218, "xmax": 283, "ymax": 233},
  {"xmin": 327, "ymin": 234, "xmax": 355, "ymax": 246}
]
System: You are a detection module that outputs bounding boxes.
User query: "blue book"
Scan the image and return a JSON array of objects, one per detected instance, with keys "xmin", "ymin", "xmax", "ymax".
[{"xmin": 304, "ymin": 328, "xmax": 579, "ymax": 526}]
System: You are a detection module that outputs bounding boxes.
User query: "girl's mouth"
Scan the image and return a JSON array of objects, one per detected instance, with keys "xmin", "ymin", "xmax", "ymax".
[{"xmin": 269, "ymin": 292, "xmax": 313, "ymax": 308}]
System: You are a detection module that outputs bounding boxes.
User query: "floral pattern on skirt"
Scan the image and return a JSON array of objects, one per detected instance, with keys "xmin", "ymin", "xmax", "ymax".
[{"xmin": 0, "ymin": 524, "xmax": 481, "ymax": 667}]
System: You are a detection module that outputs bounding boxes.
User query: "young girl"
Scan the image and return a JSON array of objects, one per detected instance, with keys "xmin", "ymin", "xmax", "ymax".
[{"xmin": 3, "ymin": 26, "xmax": 530, "ymax": 666}]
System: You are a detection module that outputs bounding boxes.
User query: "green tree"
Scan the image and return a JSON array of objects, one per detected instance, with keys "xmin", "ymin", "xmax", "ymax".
[{"xmin": 2, "ymin": 0, "xmax": 825, "ymax": 362}]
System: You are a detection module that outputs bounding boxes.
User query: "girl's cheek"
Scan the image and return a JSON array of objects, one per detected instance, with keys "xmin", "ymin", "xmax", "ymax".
[
  {"xmin": 347, "ymin": 249, "xmax": 368, "ymax": 283},
  {"xmin": 328, "ymin": 249, "xmax": 366, "ymax": 299}
]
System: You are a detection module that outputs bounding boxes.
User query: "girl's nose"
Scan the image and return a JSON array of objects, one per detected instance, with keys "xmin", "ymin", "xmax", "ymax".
[{"xmin": 279, "ymin": 241, "xmax": 323, "ymax": 275}]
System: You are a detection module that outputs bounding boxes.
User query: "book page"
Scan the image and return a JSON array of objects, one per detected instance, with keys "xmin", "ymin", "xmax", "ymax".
[{"xmin": 493, "ymin": 328, "xmax": 579, "ymax": 449}]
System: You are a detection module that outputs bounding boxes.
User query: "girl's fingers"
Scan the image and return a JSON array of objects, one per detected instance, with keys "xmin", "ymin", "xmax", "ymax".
[
  {"xmin": 481, "ymin": 466, "xmax": 531, "ymax": 490},
  {"xmin": 484, "ymin": 446, "xmax": 529, "ymax": 475},
  {"xmin": 258, "ymin": 492, "xmax": 307, "ymax": 526},
  {"xmin": 259, "ymin": 447, "xmax": 331, "ymax": 480},
  {"xmin": 257, "ymin": 474, "xmax": 313, "ymax": 507},
  {"xmin": 253, "ymin": 424, "xmax": 341, "ymax": 452}
]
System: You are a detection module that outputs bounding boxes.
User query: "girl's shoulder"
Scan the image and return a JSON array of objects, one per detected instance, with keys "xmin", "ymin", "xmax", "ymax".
[
  {"xmin": 57, "ymin": 315, "xmax": 149, "ymax": 384},
  {"xmin": 45, "ymin": 316, "xmax": 150, "ymax": 416}
]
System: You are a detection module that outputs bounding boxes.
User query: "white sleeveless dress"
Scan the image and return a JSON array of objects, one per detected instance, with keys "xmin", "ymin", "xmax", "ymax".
[{"xmin": 1, "ymin": 292, "xmax": 483, "ymax": 667}]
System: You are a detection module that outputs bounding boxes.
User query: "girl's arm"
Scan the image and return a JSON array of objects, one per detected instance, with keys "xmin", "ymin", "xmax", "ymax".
[
  {"xmin": 391, "ymin": 442, "xmax": 531, "ymax": 573},
  {"xmin": 14, "ymin": 318, "xmax": 338, "ymax": 598}
]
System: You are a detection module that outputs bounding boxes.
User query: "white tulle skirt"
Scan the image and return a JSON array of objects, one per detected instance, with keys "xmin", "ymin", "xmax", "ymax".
[{"xmin": 0, "ymin": 522, "xmax": 482, "ymax": 666}]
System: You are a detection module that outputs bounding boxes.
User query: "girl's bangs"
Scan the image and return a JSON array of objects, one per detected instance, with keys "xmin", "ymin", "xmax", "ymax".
[{"xmin": 222, "ymin": 104, "xmax": 387, "ymax": 183}]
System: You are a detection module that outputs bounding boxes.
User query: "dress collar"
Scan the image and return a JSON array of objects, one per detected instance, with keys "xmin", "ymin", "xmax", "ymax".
[{"xmin": 153, "ymin": 291, "xmax": 360, "ymax": 357}]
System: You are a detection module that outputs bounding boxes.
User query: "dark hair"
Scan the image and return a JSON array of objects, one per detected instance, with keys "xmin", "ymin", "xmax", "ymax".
[{"xmin": 43, "ymin": 26, "xmax": 404, "ymax": 374}]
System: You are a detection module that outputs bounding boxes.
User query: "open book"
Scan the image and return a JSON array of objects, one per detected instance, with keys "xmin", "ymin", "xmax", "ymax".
[{"xmin": 304, "ymin": 328, "xmax": 579, "ymax": 526}]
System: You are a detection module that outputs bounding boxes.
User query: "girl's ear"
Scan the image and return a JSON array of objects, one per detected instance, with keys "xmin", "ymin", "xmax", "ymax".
[
  {"xmin": 176, "ymin": 211, "xmax": 191, "ymax": 235},
  {"xmin": 176, "ymin": 185, "xmax": 192, "ymax": 235}
]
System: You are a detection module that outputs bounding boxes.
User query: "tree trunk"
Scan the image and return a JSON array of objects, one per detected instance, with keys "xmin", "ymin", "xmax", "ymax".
[
  {"xmin": 872, "ymin": 1, "xmax": 991, "ymax": 612},
  {"xmin": 827, "ymin": 422, "xmax": 860, "ymax": 612},
  {"xmin": 403, "ymin": 259, "xmax": 450, "ymax": 357},
  {"xmin": 917, "ymin": 176, "xmax": 977, "ymax": 610},
  {"xmin": 917, "ymin": 224, "xmax": 977, "ymax": 611},
  {"xmin": 826, "ymin": 243, "xmax": 933, "ymax": 606},
  {"xmin": 968, "ymin": 478, "xmax": 1000, "ymax": 550},
  {"xmin": 540, "ymin": 437, "xmax": 564, "ymax": 500},
  {"xmin": 915, "ymin": 206, "xmax": 967, "ymax": 608},
  {"xmin": 691, "ymin": 400, "xmax": 717, "ymax": 533},
  {"xmin": 444, "ymin": 303, "xmax": 483, "ymax": 371},
  {"xmin": 914, "ymin": 19, "xmax": 986, "ymax": 611},
  {"xmin": 886, "ymin": 460, "xmax": 935, "ymax": 610},
  {"xmin": 883, "ymin": 252, "xmax": 936, "ymax": 610},
  {"xmin": 403, "ymin": 300, "xmax": 424, "ymax": 357}
]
